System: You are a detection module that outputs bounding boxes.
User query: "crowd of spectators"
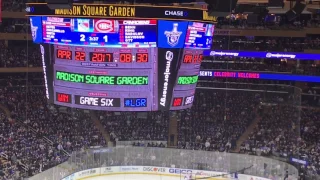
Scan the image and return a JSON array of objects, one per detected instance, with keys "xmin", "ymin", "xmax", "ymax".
[
  {"xmin": 1, "ymin": 3, "xmax": 320, "ymax": 179},
  {"xmin": 216, "ymin": 14, "xmax": 320, "ymax": 30},
  {"xmin": 1, "ymin": 0, "xmax": 24, "ymax": 12},
  {"xmin": 0, "ymin": 74, "xmax": 318, "ymax": 179},
  {"xmin": 176, "ymin": 89, "xmax": 259, "ymax": 152},
  {"xmin": 201, "ymin": 56, "xmax": 320, "ymax": 76},
  {"xmin": 0, "ymin": 80, "xmax": 106, "ymax": 178},
  {"xmin": 0, "ymin": 19, "xmax": 29, "ymax": 33},
  {"xmin": 240, "ymin": 105, "xmax": 320, "ymax": 178},
  {"xmin": 0, "ymin": 41, "xmax": 42, "ymax": 67},
  {"xmin": 97, "ymin": 111, "xmax": 168, "ymax": 142},
  {"xmin": 212, "ymin": 36, "xmax": 320, "ymax": 52}
]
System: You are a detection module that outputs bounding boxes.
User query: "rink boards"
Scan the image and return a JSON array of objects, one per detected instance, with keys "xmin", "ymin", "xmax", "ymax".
[{"xmin": 61, "ymin": 166, "xmax": 271, "ymax": 180}]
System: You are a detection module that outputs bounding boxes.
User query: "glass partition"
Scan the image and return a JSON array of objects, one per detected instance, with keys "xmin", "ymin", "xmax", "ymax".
[{"xmin": 29, "ymin": 147, "xmax": 299, "ymax": 180}]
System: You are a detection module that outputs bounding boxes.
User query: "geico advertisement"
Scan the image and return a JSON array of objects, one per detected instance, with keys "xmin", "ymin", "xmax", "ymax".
[{"xmin": 168, "ymin": 168, "xmax": 193, "ymax": 174}]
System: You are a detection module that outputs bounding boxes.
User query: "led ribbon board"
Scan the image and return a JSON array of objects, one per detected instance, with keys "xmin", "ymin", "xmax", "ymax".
[
  {"xmin": 203, "ymin": 50, "xmax": 320, "ymax": 60},
  {"xmin": 26, "ymin": 3, "xmax": 217, "ymax": 23},
  {"xmin": 199, "ymin": 70, "xmax": 320, "ymax": 83}
]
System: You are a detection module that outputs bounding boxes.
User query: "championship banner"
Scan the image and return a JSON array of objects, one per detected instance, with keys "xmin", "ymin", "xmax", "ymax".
[{"xmin": 26, "ymin": 3, "xmax": 217, "ymax": 23}]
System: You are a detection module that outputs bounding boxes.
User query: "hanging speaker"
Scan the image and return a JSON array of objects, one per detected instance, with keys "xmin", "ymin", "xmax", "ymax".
[
  {"xmin": 268, "ymin": 0, "xmax": 284, "ymax": 8},
  {"xmin": 285, "ymin": 2, "xmax": 306, "ymax": 21}
]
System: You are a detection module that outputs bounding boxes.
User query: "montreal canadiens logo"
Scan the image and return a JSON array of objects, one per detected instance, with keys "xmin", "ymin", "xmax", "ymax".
[{"xmin": 95, "ymin": 20, "xmax": 114, "ymax": 33}]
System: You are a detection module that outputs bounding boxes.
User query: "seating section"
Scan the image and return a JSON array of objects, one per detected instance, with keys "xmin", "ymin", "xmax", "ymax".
[{"xmin": 0, "ymin": 84, "xmax": 106, "ymax": 178}]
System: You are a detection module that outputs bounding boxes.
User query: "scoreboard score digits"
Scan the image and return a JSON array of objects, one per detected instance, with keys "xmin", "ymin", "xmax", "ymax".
[{"xmin": 40, "ymin": 17, "xmax": 158, "ymax": 48}]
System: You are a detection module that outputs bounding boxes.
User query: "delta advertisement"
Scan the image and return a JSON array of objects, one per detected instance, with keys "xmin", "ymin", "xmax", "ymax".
[{"xmin": 61, "ymin": 166, "xmax": 275, "ymax": 180}]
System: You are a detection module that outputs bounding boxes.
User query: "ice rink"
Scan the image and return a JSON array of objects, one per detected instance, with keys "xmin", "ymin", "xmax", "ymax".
[
  {"xmin": 83, "ymin": 174, "xmax": 226, "ymax": 180},
  {"xmin": 83, "ymin": 174, "xmax": 182, "ymax": 180}
]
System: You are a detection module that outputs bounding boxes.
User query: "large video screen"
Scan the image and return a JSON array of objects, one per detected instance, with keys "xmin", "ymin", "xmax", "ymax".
[
  {"xmin": 184, "ymin": 22, "xmax": 214, "ymax": 49},
  {"xmin": 34, "ymin": 17, "xmax": 214, "ymax": 111},
  {"xmin": 41, "ymin": 45, "xmax": 202, "ymax": 111},
  {"xmin": 30, "ymin": 17, "xmax": 215, "ymax": 49},
  {"xmin": 41, "ymin": 17, "xmax": 157, "ymax": 47}
]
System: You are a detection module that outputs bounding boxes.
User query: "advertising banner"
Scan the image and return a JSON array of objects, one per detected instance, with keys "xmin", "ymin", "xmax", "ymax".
[
  {"xmin": 157, "ymin": 48, "xmax": 182, "ymax": 110},
  {"xmin": 143, "ymin": 166, "xmax": 166, "ymax": 173},
  {"xmin": 40, "ymin": 44, "xmax": 55, "ymax": 103},
  {"xmin": 199, "ymin": 70, "xmax": 320, "ymax": 83},
  {"xmin": 203, "ymin": 50, "xmax": 320, "ymax": 60}
]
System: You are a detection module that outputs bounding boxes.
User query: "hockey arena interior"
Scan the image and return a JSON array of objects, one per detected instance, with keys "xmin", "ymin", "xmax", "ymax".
[{"xmin": 0, "ymin": 0, "xmax": 320, "ymax": 179}]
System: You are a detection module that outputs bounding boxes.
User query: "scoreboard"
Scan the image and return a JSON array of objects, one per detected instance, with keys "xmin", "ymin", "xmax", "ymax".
[
  {"xmin": 31, "ymin": 6, "xmax": 215, "ymax": 111},
  {"xmin": 41, "ymin": 17, "xmax": 157, "ymax": 47},
  {"xmin": 42, "ymin": 44, "xmax": 204, "ymax": 111}
]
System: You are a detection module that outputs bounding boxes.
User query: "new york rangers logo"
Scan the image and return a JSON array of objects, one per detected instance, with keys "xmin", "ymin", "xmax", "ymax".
[
  {"xmin": 164, "ymin": 23, "xmax": 182, "ymax": 47},
  {"xmin": 30, "ymin": 18, "xmax": 38, "ymax": 41}
]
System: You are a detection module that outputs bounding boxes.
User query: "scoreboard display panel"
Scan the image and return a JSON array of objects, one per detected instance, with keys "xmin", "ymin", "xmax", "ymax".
[
  {"xmin": 170, "ymin": 90, "xmax": 195, "ymax": 111},
  {"xmin": 42, "ymin": 17, "xmax": 157, "ymax": 47},
  {"xmin": 169, "ymin": 49, "xmax": 201, "ymax": 110},
  {"xmin": 55, "ymin": 46, "xmax": 155, "ymax": 68},
  {"xmin": 185, "ymin": 22, "xmax": 214, "ymax": 49},
  {"xmin": 34, "ymin": 16, "xmax": 215, "ymax": 111},
  {"xmin": 54, "ymin": 87, "xmax": 153, "ymax": 111},
  {"xmin": 54, "ymin": 65, "xmax": 153, "ymax": 91}
]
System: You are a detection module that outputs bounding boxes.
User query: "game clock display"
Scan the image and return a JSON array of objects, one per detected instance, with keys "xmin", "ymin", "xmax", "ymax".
[{"xmin": 54, "ymin": 46, "xmax": 155, "ymax": 69}]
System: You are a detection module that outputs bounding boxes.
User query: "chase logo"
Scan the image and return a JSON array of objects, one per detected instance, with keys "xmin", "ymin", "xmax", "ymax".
[
  {"xmin": 165, "ymin": 10, "xmax": 188, "ymax": 17},
  {"xmin": 164, "ymin": 23, "xmax": 182, "ymax": 47}
]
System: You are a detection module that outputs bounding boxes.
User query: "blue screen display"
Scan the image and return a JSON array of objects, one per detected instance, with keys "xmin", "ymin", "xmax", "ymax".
[
  {"xmin": 157, "ymin": 20, "xmax": 188, "ymax": 48},
  {"xmin": 184, "ymin": 22, "xmax": 214, "ymax": 49},
  {"xmin": 42, "ymin": 17, "xmax": 157, "ymax": 48},
  {"xmin": 30, "ymin": 17, "xmax": 43, "ymax": 43},
  {"xmin": 124, "ymin": 98, "xmax": 147, "ymax": 107},
  {"xmin": 203, "ymin": 50, "xmax": 320, "ymax": 60}
]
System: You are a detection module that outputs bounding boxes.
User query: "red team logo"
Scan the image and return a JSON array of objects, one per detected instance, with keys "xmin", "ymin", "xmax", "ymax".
[{"xmin": 94, "ymin": 20, "xmax": 115, "ymax": 33}]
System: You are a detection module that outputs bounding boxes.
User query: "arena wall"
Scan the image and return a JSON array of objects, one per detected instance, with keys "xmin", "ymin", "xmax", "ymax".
[{"xmin": 60, "ymin": 166, "xmax": 271, "ymax": 180}]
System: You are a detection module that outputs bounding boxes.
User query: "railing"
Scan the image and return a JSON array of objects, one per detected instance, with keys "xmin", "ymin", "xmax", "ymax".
[
  {"xmin": 116, "ymin": 140, "xmax": 167, "ymax": 147},
  {"xmin": 29, "ymin": 147, "xmax": 299, "ymax": 180}
]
